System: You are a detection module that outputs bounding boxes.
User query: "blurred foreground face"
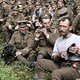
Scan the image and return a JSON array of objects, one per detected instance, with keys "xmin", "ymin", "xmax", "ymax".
[{"xmin": 59, "ymin": 19, "xmax": 70, "ymax": 36}]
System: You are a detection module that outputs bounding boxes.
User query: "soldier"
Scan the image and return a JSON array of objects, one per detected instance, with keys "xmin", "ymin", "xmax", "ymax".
[
  {"xmin": 2, "ymin": 7, "xmax": 25, "ymax": 44},
  {"xmin": 54, "ymin": 0, "xmax": 73, "ymax": 20},
  {"xmin": 32, "ymin": 2, "xmax": 42, "ymax": 30},
  {"xmin": 72, "ymin": 5, "xmax": 80, "ymax": 35},
  {"xmin": 8, "ymin": 20, "xmax": 37, "ymax": 66},
  {"xmin": 25, "ymin": 1, "xmax": 34, "ymax": 17},
  {"xmin": 34, "ymin": 13, "xmax": 59, "ymax": 60},
  {"xmin": 36, "ymin": 17, "xmax": 80, "ymax": 80}
]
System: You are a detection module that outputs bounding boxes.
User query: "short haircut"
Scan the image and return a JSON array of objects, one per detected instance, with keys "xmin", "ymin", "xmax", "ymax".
[{"xmin": 59, "ymin": 17, "xmax": 72, "ymax": 26}]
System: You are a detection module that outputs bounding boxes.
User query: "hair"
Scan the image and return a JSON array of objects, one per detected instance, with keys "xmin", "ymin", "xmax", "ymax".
[
  {"xmin": 39, "ymin": 13, "xmax": 52, "ymax": 22},
  {"xmin": 59, "ymin": 17, "xmax": 72, "ymax": 26}
]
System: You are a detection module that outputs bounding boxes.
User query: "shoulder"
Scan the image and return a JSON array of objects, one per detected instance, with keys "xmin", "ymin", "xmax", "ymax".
[
  {"xmin": 13, "ymin": 31, "xmax": 20, "ymax": 35},
  {"xmin": 26, "ymin": 31, "xmax": 32, "ymax": 34},
  {"xmin": 26, "ymin": 31, "xmax": 34, "ymax": 36},
  {"xmin": 72, "ymin": 34, "xmax": 80, "ymax": 41},
  {"xmin": 55, "ymin": 36, "xmax": 63, "ymax": 43}
]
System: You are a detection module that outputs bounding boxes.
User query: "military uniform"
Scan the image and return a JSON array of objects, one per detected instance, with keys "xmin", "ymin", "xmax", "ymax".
[
  {"xmin": 36, "ymin": 34, "xmax": 80, "ymax": 79},
  {"xmin": 8, "ymin": 20, "xmax": 37, "ymax": 66},
  {"xmin": 35, "ymin": 27, "xmax": 59, "ymax": 59},
  {"xmin": 34, "ymin": 13, "xmax": 59, "ymax": 60},
  {"xmin": 2, "ymin": 8, "xmax": 25, "ymax": 43},
  {"xmin": 72, "ymin": 5, "xmax": 80, "ymax": 35},
  {"xmin": 72, "ymin": 14, "xmax": 80, "ymax": 35}
]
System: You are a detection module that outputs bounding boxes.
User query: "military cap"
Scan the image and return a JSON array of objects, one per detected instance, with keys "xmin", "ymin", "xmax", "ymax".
[
  {"xmin": 40, "ymin": 13, "xmax": 52, "ymax": 19},
  {"xmin": 35, "ymin": 2, "xmax": 40, "ymax": 6},
  {"xmin": 17, "ymin": 20, "xmax": 31, "ymax": 27},
  {"xmin": 58, "ymin": 7, "xmax": 68, "ymax": 15},
  {"xmin": 57, "ymin": 7, "xmax": 69, "ymax": 21}
]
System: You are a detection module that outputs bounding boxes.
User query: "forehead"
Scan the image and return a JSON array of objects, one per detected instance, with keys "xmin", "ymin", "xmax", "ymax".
[
  {"xmin": 59, "ymin": 19, "xmax": 69, "ymax": 26},
  {"xmin": 42, "ymin": 18, "xmax": 50, "ymax": 23}
]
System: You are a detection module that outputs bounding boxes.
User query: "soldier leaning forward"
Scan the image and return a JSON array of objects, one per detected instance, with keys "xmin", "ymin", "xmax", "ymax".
[{"xmin": 34, "ymin": 13, "xmax": 59, "ymax": 60}]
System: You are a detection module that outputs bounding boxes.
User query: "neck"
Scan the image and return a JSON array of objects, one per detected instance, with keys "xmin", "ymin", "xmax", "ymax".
[{"xmin": 63, "ymin": 32, "xmax": 72, "ymax": 39}]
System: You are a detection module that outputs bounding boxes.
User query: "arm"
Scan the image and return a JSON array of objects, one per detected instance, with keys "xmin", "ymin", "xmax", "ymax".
[
  {"xmin": 8, "ymin": 32, "xmax": 15, "ymax": 46},
  {"xmin": 21, "ymin": 33, "xmax": 37, "ymax": 56},
  {"xmin": 47, "ymin": 28, "xmax": 59, "ymax": 45}
]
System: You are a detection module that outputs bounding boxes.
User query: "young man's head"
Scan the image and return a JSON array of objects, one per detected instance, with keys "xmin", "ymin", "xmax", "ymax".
[
  {"xmin": 39, "ymin": 13, "xmax": 52, "ymax": 28},
  {"xmin": 57, "ymin": 1, "xmax": 64, "ymax": 9},
  {"xmin": 59, "ymin": 17, "xmax": 72, "ymax": 37}
]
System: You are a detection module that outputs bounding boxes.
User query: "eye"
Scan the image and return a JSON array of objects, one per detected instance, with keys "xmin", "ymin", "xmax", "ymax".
[
  {"xmin": 18, "ymin": 23, "xmax": 21, "ymax": 25},
  {"xmin": 23, "ymin": 22, "xmax": 26, "ymax": 25},
  {"xmin": 59, "ymin": 25, "xmax": 67, "ymax": 27}
]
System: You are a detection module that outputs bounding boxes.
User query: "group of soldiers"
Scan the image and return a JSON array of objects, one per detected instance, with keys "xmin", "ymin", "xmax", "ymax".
[{"xmin": 0, "ymin": 0, "xmax": 80, "ymax": 80}]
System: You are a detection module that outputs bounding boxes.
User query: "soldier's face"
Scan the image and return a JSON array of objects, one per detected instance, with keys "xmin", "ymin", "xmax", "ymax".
[
  {"xmin": 58, "ymin": 1, "xmax": 64, "ymax": 8},
  {"xmin": 59, "ymin": 19, "xmax": 71, "ymax": 37},
  {"xmin": 13, "ymin": 11, "xmax": 18, "ymax": 16},
  {"xmin": 42, "ymin": 18, "xmax": 51, "ymax": 28},
  {"xmin": 18, "ymin": 7, "xmax": 23, "ymax": 13},
  {"xmin": 10, "ymin": 0, "xmax": 15, "ymax": 4},
  {"xmin": 19, "ymin": 26, "xmax": 28, "ymax": 34},
  {"xmin": 76, "ymin": 6, "xmax": 80, "ymax": 14},
  {"xmin": 28, "ymin": 2, "xmax": 33, "ymax": 8}
]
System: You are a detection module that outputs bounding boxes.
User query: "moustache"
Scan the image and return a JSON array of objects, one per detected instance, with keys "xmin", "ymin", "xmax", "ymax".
[{"xmin": 59, "ymin": 30, "xmax": 65, "ymax": 33}]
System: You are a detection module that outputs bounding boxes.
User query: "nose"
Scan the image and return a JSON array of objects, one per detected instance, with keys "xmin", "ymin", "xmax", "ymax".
[{"xmin": 60, "ymin": 26, "xmax": 64, "ymax": 31}]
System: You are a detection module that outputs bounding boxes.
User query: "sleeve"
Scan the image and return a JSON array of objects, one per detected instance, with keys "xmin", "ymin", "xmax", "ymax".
[
  {"xmin": 21, "ymin": 33, "xmax": 37, "ymax": 55},
  {"xmin": 72, "ymin": 15, "xmax": 80, "ymax": 30},
  {"xmin": 8, "ymin": 33, "xmax": 15, "ymax": 46},
  {"xmin": 47, "ymin": 28, "xmax": 59, "ymax": 45},
  {"xmin": 52, "ymin": 39, "xmax": 59, "ymax": 56}
]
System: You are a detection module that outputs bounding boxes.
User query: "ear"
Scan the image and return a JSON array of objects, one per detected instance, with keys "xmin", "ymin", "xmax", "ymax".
[{"xmin": 69, "ymin": 26, "xmax": 72, "ymax": 31}]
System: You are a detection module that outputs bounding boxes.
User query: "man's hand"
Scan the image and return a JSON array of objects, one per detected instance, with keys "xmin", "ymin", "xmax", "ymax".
[
  {"xmin": 68, "ymin": 43, "xmax": 79, "ymax": 54},
  {"xmin": 35, "ymin": 29, "xmax": 41, "ymax": 41},
  {"xmin": 59, "ymin": 51, "xmax": 68, "ymax": 59},
  {"xmin": 40, "ymin": 28, "xmax": 49, "ymax": 38}
]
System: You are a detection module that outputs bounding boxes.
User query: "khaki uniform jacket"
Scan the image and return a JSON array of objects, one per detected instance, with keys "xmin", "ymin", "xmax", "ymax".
[
  {"xmin": 35, "ymin": 27, "xmax": 59, "ymax": 47},
  {"xmin": 35, "ymin": 26, "xmax": 59, "ymax": 56},
  {"xmin": 6, "ymin": 13, "xmax": 25, "ymax": 26},
  {"xmin": 72, "ymin": 15, "xmax": 80, "ymax": 35},
  {"xmin": 8, "ymin": 31, "xmax": 35, "ymax": 55}
]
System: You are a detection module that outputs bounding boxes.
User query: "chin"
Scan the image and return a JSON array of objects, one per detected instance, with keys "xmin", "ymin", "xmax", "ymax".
[{"xmin": 60, "ymin": 33, "xmax": 65, "ymax": 36}]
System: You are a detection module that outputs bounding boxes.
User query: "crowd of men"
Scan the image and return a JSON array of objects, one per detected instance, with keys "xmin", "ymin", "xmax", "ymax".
[{"xmin": 0, "ymin": 0, "xmax": 80, "ymax": 80}]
